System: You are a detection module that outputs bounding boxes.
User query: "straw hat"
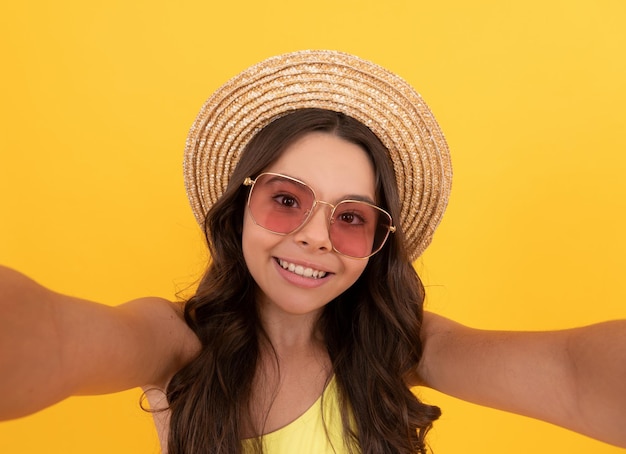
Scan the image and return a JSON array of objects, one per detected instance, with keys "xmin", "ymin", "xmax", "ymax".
[{"xmin": 184, "ymin": 50, "xmax": 452, "ymax": 261}]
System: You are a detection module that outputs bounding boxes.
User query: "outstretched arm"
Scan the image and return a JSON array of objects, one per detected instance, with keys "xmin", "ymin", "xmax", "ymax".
[
  {"xmin": 0, "ymin": 265, "xmax": 200, "ymax": 420},
  {"xmin": 416, "ymin": 312, "xmax": 626, "ymax": 447}
]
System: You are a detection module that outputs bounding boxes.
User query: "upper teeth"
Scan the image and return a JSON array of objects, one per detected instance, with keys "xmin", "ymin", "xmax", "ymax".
[{"xmin": 278, "ymin": 259, "xmax": 327, "ymax": 279}]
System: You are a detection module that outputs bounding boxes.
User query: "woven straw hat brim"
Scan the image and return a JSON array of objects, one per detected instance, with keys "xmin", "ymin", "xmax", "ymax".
[{"xmin": 184, "ymin": 50, "xmax": 452, "ymax": 261}]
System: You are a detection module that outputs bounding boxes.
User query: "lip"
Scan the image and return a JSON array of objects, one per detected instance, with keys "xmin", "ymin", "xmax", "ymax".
[
  {"xmin": 272, "ymin": 257, "xmax": 333, "ymax": 289},
  {"xmin": 275, "ymin": 256, "xmax": 332, "ymax": 273}
]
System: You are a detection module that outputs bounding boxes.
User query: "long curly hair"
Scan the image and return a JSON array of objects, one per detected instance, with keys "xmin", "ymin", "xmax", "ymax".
[{"xmin": 166, "ymin": 108, "xmax": 441, "ymax": 453}]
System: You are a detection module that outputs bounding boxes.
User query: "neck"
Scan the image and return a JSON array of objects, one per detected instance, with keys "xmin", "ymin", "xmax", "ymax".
[{"xmin": 258, "ymin": 301, "xmax": 324, "ymax": 352}]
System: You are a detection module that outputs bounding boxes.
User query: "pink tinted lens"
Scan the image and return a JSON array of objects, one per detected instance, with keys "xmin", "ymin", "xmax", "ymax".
[
  {"xmin": 248, "ymin": 174, "xmax": 315, "ymax": 234},
  {"xmin": 330, "ymin": 201, "xmax": 391, "ymax": 257}
]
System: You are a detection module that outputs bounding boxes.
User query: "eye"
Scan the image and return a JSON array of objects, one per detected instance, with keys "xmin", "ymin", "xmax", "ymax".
[
  {"xmin": 272, "ymin": 193, "xmax": 300, "ymax": 208},
  {"xmin": 337, "ymin": 211, "xmax": 366, "ymax": 226}
]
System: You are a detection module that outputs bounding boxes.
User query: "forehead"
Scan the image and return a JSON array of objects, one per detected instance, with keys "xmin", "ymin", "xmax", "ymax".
[{"xmin": 264, "ymin": 132, "xmax": 376, "ymax": 200}]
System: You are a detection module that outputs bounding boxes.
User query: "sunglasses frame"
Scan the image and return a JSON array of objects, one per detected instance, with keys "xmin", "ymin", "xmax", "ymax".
[{"xmin": 243, "ymin": 172, "xmax": 396, "ymax": 259}]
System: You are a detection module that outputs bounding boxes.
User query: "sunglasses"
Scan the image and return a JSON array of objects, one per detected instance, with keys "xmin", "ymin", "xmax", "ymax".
[{"xmin": 243, "ymin": 172, "xmax": 395, "ymax": 259}]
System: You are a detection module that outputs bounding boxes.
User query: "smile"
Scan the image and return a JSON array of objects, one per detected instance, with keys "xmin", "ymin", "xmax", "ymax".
[{"xmin": 277, "ymin": 258, "xmax": 328, "ymax": 279}]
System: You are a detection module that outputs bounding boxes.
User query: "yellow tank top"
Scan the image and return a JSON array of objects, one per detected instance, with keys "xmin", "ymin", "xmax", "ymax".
[{"xmin": 241, "ymin": 377, "xmax": 356, "ymax": 454}]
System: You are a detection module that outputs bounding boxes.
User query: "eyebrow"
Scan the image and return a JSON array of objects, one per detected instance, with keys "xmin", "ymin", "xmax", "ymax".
[
  {"xmin": 264, "ymin": 175, "xmax": 298, "ymax": 185},
  {"xmin": 338, "ymin": 194, "xmax": 377, "ymax": 205},
  {"xmin": 265, "ymin": 173, "xmax": 377, "ymax": 205}
]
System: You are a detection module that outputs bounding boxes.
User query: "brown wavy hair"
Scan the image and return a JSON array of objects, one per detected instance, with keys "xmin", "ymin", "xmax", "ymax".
[{"xmin": 166, "ymin": 108, "xmax": 441, "ymax": 453}]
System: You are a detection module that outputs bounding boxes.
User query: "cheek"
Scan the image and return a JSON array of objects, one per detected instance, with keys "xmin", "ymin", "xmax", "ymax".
[
  {"xmin": 241, "ymin": 209, "xmax": 279, "ymax": 270},
  {"xmin": 347, "ymin": 261, "xmax": 368, "ymax": 283},
  {"xmin": 241, "ymin": 210, "xmax": 257, "ymax": 265},
  {"xmin": 338, "ymin": 257, "xmax": 369, "ymax": 294}
]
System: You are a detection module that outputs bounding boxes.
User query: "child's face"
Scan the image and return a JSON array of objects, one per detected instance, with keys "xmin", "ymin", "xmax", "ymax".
[{"xmin": 242, "ymin": 131, "xmax": 377, "ymax": 319}]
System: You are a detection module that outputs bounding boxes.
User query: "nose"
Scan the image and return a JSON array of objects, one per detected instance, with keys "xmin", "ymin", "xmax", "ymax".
[{"xmin": 292, "ymin": 201, "xmax": 333, "ymax": 252}]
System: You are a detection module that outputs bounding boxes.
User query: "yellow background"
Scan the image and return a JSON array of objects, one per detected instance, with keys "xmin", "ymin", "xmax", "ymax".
[{"xmin": 1, "ymin": 0, "xmax": 625, "ymax": 452}]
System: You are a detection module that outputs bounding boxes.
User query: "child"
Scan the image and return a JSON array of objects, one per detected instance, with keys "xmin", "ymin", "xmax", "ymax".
[{"xmin": 1, "ymin": 50, "xmax": 625, "ymax": 454}]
